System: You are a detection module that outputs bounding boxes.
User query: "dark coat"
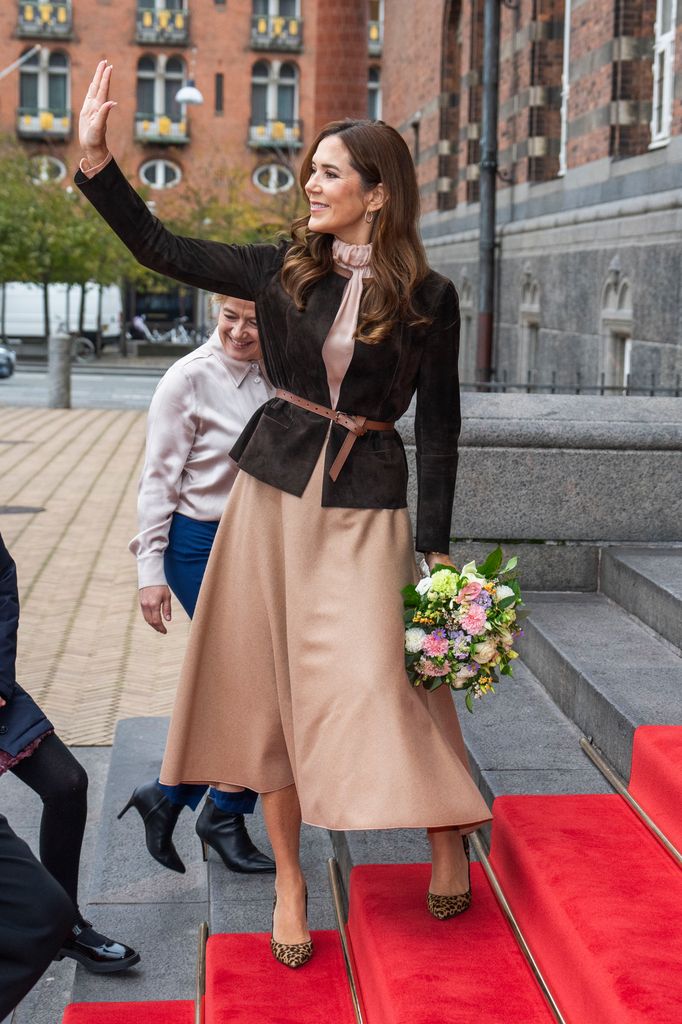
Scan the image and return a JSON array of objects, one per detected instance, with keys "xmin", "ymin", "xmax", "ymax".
[
  {"xmin": 0, "ymin": 534, "xmax": 51, "ymax": 759},
  {"xmin": 76, "ymin": 159, "xmax": 461, "ymax": 553}
]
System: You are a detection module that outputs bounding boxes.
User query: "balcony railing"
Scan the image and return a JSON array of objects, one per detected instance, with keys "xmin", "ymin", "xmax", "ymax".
[
  {"xmin": 248, "ymin": 119, "xmax": 303, "ymax": 148},
  {"xmin": 17, "ymin": 1, "xmax": 73, "ymax": 38},
  {"xmin": 135, "ymin": 6, "xmax": 190, "ymax": 45},
  {"xmin": 251, "ymin": 14, "xmax": 303, "ymax": 51},
  {"xmin": 135, "ymin": 113, "xmax": 189, "ymax": 144},
  {"xmin": 17, "ymin": 107, "xmax": 71, "ymax": 138},
  {"xmin": 368, "ymin": 19, "xmax": 382, "ymax": 56}
]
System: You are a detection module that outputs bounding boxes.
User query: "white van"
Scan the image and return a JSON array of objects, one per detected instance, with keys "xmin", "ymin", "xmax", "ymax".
[{"xmin": 2, "ymin": 281, "xmax": 122, "ymax": 359}]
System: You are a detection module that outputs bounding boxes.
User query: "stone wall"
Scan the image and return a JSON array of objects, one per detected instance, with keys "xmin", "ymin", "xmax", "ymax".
[{"xmin": 399, "ymin": 393, "xmax": 682, "ymax": 590}]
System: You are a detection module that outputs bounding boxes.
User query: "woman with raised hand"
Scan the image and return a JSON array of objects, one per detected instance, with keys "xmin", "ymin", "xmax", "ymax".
[
  {"xmin": 120, "ymin": 294, "xmax": 275, "ymax": 877},
  {"xmin": 77, "ymin": 61, "xmax": 491, "ymax": 970}
]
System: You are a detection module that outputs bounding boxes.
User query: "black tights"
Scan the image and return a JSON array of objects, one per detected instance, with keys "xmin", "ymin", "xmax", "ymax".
[{"xmin": 10, "ymin": 733, "xmax": 88, "ymax": 910}]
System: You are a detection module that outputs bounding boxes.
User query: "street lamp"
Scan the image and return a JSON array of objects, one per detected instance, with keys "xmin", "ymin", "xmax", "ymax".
[
  {"xmin": 175, "ymin": 47, "xmax": 203, "ymax": 105},
  {"xmin": 0, "ymin": 44, "xmax": 41, "ymax": 81}
]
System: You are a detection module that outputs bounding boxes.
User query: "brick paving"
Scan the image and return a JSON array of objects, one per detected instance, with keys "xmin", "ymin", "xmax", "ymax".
[{"xmin": 0, "ymin": 406, "xmax": 190, "ymax": 744}]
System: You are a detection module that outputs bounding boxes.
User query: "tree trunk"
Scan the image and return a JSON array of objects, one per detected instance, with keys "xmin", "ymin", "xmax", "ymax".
[
  {"xmin": 95, "ymin": 283, "xmax": 104, "ymax": 356},
  {"xmin": 78, "ymin": 282, "xmax": 87, "ymax": 334},
  {"xmin": 42, "ymin": 280, "xmax": 50, "ymax": 342}
]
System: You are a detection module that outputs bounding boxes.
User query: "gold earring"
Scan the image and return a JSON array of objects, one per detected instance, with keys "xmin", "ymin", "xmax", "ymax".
[{"xmin": 364, "ymin": 209, "xmax": 374, "ymax": 224}]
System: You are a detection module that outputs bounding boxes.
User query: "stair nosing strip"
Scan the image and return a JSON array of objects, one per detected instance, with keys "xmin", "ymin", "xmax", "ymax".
[
  {"xmin": 579, "ymin": 736, "xmax": 682, "ymax": 867},
  {"xmin": 470, "ymin": 832, "xmax": 568, "ymax": 1024}
]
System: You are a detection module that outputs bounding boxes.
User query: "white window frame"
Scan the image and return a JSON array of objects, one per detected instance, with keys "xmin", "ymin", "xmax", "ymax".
[
  {"xmin": 252, "ymin": 163, "xmax": 295, "ymax": 193},
  {"xmin": 651, "ymin": 0, "xmax": 678, "ymax": 146},
  {"xmin": 254, "ymin": 0, "xmax": 301, "ymax": 14},
  {"xmin": 250, "ymin": 60, "xmax": 299, "ymax": 125},
  {"xmin": 136, "ymin": 54, "xmax": 186, "ymax": 120},
  {"xmin": 600, "ymin": 276, "xmax": 633, "ymax": 390},
  {"xmin": 19, "ymin": 48, "xmax": 70, "ymax": 114},
  {"xmin": 518, "ymin": 277, "xmax": 541, "ymax": 387},
  {"xmin": 139, "ymin": 159, "xmax": 183, "ymax": 189}
]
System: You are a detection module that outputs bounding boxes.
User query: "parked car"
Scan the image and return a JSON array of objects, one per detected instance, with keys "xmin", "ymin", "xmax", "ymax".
[{"xmin": 0, "ymin": 344, "xmax": 16, "ymax": 379}]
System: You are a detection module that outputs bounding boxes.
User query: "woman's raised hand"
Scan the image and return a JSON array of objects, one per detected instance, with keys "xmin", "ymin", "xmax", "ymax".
[{"xmin": 79, "ymin": 60, "xmax": 117, "ymax": 166}]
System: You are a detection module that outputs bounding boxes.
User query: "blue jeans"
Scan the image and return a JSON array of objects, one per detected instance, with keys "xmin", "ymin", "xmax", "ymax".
[{"xmin": 159, "ymin": 512, "xmax": 258, "ymax": 815}]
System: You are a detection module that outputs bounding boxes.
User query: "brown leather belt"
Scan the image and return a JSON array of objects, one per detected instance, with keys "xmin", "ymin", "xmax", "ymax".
[{"xmin": 275, "ymin": 388, "xmax": 395, "ymax": 482}]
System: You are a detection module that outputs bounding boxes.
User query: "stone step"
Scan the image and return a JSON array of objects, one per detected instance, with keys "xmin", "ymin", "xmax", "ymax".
[
  {"xmin": 330, "ymin": 662, "xmax": 610, "ymax": 894},
  {"xmin": 459, "ymin": 659, "xmax": 611, "ymax": 810},
  {"xmin": 600, "ymin": 546, "xmax": 682, "ymax": 650},
  {"xmin": 518, "ymin": 592, "xmax": 682, "ymax": 779}
]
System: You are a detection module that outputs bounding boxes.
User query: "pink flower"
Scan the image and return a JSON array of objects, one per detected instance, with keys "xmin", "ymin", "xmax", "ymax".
[
  {"xmin": 418, "ymin": 658, "xmax": 451, "ymax": 677},
  {"xmin": 422, "ymin": 633, "xmax": 449, "ymax": 657},
  {"xmin": 457, "ymin": 581, "xmax": 482, "ymax": 602},
  {"xmin": 460, "ymin": 604, "xmax": 487, "ymax": 635}
]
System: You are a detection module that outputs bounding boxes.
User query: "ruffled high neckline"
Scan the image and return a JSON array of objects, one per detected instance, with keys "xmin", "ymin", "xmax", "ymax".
[{"xmin": 332, "ymin": 238, "xmax": 372, "ymax": 271}]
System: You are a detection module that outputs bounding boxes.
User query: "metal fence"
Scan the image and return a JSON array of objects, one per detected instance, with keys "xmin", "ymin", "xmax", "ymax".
[{"xmin": 461, "ymin": 370, "xmax": 682, "ymax": 397}]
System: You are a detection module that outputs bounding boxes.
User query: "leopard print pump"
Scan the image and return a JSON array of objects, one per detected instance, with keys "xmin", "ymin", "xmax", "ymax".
[
  {"xmin": 270, "ymin": 890, "xmax": 314, "ymax": 968},
  {"xmin": 427, "ymin": 834, "xmax": 472, "ymax": 920}
]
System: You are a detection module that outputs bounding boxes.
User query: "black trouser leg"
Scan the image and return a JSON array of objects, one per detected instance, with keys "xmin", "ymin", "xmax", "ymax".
[
  {"xmin": 10, "ymin": 733, "xmax": 88, "ymax": 908},
  {"xmin": 0, "ymin": 814, "xmax": 76, "ymax": 1019}
]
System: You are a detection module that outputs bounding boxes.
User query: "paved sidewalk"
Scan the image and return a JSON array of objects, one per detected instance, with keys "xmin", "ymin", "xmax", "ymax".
[{"xmin": 0, "ymin": 407, "xmax": 190, "ymax": 744}]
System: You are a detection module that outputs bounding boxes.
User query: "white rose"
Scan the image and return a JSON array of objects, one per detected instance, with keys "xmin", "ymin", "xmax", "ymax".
[
  {"xmin": 405, "ymin": 627, "xmax": 426, "ymax": 654},
  {"xmin": 415, "ymin": 576, "xmax": 433, "ymax": 595},
  {"xmin": 473, "ymin": 638, "xmax": 498, "ymax": 664},
  {"xmin": 495, "ymin": 585, "xmax": 515, "ymax": 603}
]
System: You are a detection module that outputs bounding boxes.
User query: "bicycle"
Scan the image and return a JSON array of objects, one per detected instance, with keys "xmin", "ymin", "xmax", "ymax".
[
  {"xmin": 129, "ymin": 314, "xmax": 193, "ymax": 345},
  {"xmin": 55, "ymin": 324, "xmax": 97, "ymax": 364}
]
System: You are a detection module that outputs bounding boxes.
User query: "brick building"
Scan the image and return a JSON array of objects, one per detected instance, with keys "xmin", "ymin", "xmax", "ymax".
[
  {"xmin": 0, "ymin": 0, "xmax": 379, "ymax": 211},
  {"xmin": 383, "ymin": 0, "xmax": 682, "ymax": 391}
]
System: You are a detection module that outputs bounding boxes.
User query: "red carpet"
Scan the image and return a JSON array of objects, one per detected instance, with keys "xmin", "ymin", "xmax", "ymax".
[
  {"xmin": 62, "ymin": 1001, "xmax": 194, "ymax": 1023},
  {"xmin": 204, "ymin": 931, "xmax": 355, "ymax": 1023},
  {"xmin": 628, "ymin": 725, "xmax": 682, "ymax": 853},
  {"xmin": 489, "ymin": 794, "xmax": 682, "ymax": 1024},
  {"xmin": 346, "ymin": 862, "xmax": 553, "ymax": 1023}
]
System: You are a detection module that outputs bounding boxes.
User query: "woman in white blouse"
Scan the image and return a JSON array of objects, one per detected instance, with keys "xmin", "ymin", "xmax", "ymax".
[{"xmin": 119, "ymin": 295, "xmax": 276, "ymax": 876}]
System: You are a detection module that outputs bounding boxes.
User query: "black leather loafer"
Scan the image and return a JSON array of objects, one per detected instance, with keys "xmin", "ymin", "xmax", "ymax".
[{"xmin": 56, "ymin": 921, "xmax": 141, "ymax": 973}]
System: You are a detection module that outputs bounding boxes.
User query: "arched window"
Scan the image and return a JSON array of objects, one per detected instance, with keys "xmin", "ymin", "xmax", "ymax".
[
  {"xmin": 18, "ymin": 48, "xmax": 71, "ymax": 138},
  {"xmin": 135, "ymin": 55, "xmax": 188, "ymax": 141},
  {"xmin": 518, "ymin": 269, "xmax": 541, "ymax": 388},
  {"xmin": 459, "ymin": 275, "xmax": 476, "ymax": 385},
  {"xmin": 249, "ymin": 60, "xmax": 301, "ymax": 146},
  {"xmin": 600, "ymin": 264, "xmax": 633, "ymax": 391},
  {"xmin": 368, "ymin": 66, "xmax": 381, "ymax": 120}
]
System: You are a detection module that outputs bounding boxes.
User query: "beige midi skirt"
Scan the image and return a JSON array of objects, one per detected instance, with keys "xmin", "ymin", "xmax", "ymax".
[{"xmin": 160, "ymin": 447, "xmax": 492, "ymax": 832}]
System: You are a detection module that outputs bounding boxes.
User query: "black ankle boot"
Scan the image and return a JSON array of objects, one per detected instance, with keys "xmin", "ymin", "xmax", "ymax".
[
  {"xmin": 196, "ymin": 800, "xmax": 275, "ymax": 874},
  {"xmin": 118, "ymin": 779, "xmax": 186, "ymax": 874}
]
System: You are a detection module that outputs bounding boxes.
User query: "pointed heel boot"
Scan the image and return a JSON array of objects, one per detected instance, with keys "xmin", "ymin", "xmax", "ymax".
[
  {"xmin": 271, "ymin": 889, "xmax": 313, "ymax": 968},
  {"xmin": 195, "ymin": 799, "xmax": 275, "ymax": 874},
  {"xmin": 427, "ymin": 834, "xmax": 472, "ymax": 920},
  {"xmin": 118, "ymin": 780, "xmax": 186, "ymax": 874}
]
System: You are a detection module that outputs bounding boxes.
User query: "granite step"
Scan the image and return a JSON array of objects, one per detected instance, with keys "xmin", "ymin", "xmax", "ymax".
[
  {"xmin": 600, "ymin": 546, "xmax": 682, "ymax": 650},
  {"xmin": 518, "ymin": 592, "xmax": 682, "ymax": 779}
]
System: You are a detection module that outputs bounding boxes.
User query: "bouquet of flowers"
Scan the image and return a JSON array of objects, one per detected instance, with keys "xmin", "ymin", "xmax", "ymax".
[{"xmin": 402, "ymin": 547, "xmax": 524, "ymax": 712}]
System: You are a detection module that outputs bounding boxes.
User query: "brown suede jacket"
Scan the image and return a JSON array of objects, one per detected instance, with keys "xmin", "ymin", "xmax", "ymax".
[{"xmin": 76, "ymin": 159, "xmax": 461, "ymax": 553}]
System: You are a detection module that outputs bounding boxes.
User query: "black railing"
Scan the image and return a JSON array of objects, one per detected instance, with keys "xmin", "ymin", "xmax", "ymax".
[
  {"xmin": 17, "ymin": 107, "xmax": 72, "ymax": 137},
  {"xmin": 461, "ymin": 370, "xmax": 682, "ymax": 397},
  {"xmin": 17, "ymin": 1, "xmax": 72, "ymax": 37},
  {"xmin": 251, "ymin": 14, "xmax": 303, "ymax": 50},
  {"xmin": 135, "ymin": 6, "xmax": 190, "ymax": 45},
  {"xmin": 248, "ymin": 118, "xmax": 303, "ymax": 148}
]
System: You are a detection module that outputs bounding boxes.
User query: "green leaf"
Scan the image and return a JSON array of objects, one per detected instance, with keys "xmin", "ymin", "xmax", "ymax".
[
  {"xmin": 500, "ymin": 663, "xmax": 513, "ymax": 676},
  {"xmin": 498, "ymin": 595, "xmax": 516, "ymax": 610},
  {"xmin": 432, "ymin": 563, "xmax": 458, "ymax": 574},
  {"xmin": 500, "ymin": 555, "xmax": 518, "ymax": 574},
  {"xmin": 479, "ymin": 547, "xmax": 503, "ymax": 578},
  {"xmin": 401, "ymin": 584, "xmax": 420, "ymax": 607},
  {"xmin": 403, "ymin": 609, "xmax": 416, "ymax": 624},
  {"xmin": 465, "ymin": 691, "xmax": 474, "ymax": 713},
  {"xmin": 423, "ymin": 677, "xmax": 444, "ymax": 692}
]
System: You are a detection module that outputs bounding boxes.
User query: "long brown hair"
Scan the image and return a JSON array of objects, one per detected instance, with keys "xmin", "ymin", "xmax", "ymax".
[{"xmin": 281, "ymin": 119, "xmax": 431, "ymax": 344}]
